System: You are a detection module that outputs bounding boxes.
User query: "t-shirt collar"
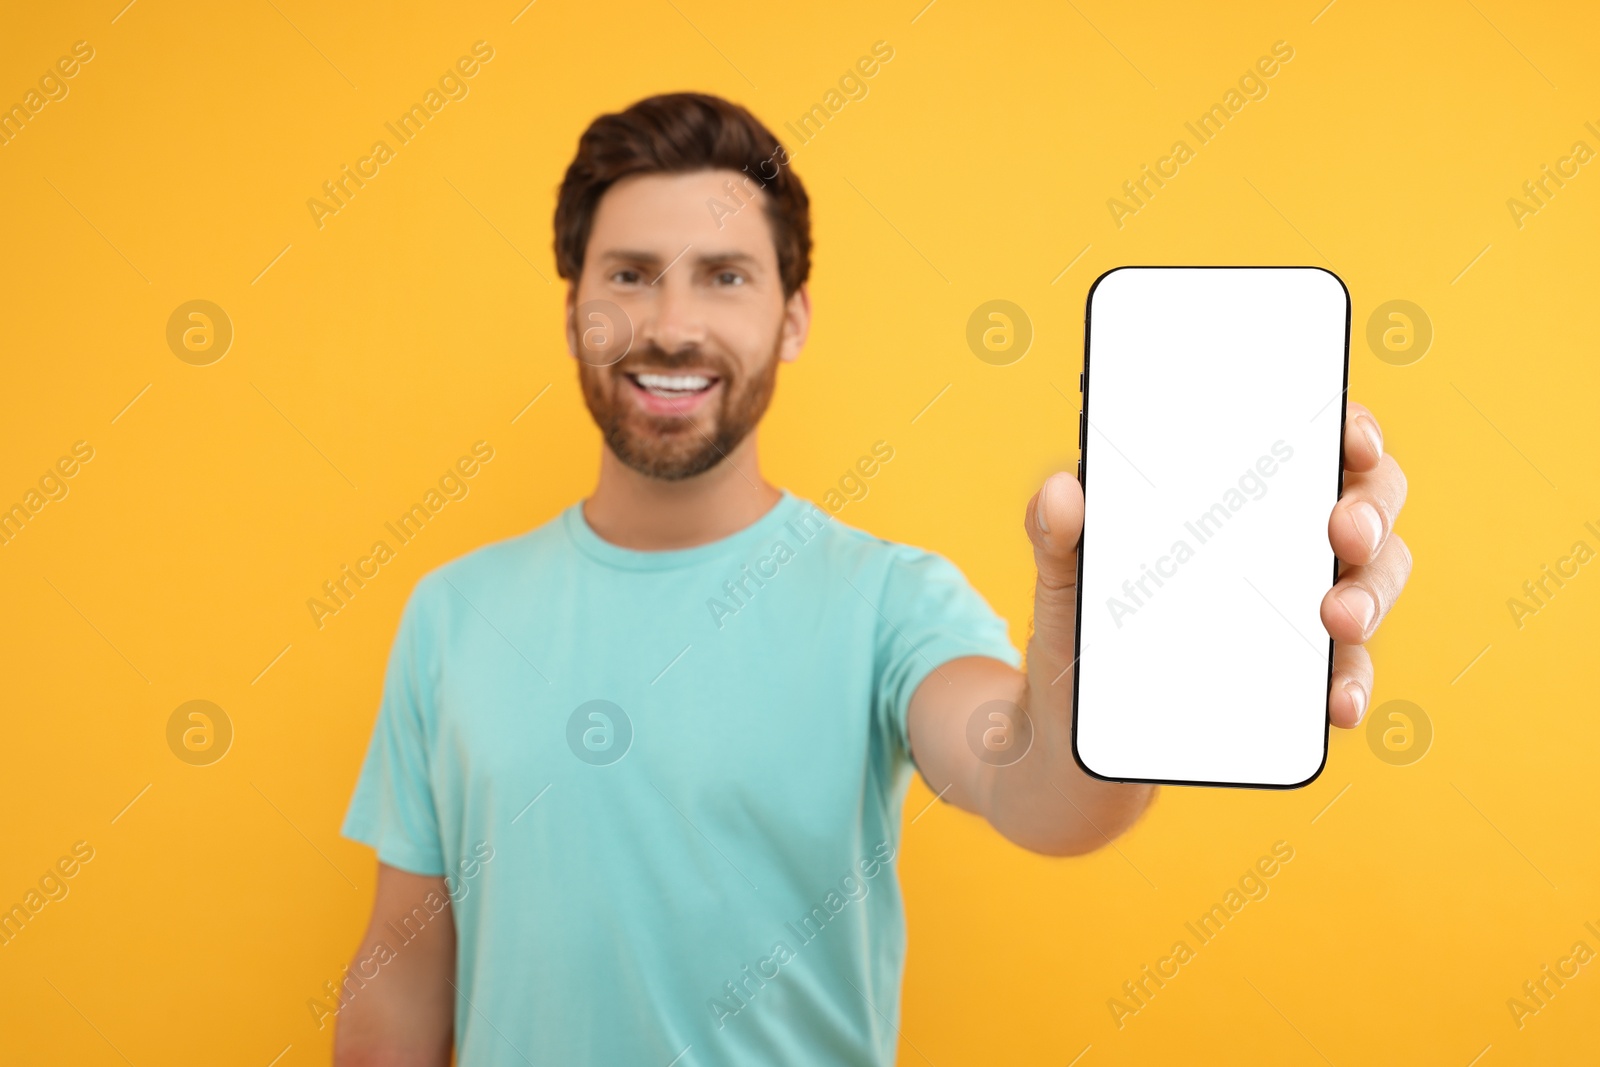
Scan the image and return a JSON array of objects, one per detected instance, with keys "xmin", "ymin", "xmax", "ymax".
[{"xmin": 563, "ymin": 488, "xmax": 806, "ymax": 571}]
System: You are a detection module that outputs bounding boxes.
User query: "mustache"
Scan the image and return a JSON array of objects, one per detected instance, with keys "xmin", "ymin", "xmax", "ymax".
[{"xmin": 614, "ymin": 344, "xmax": 734, "ymax": 377}]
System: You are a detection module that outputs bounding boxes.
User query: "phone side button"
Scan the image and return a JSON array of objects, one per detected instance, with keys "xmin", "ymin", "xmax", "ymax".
[
  {"xmin": 1078, "ymin": 411, "xmax": 1086, "ymax": 447},
  {"xmin": 1076, "ymin": 459, "xmax": 1083, "ymax": 483}
]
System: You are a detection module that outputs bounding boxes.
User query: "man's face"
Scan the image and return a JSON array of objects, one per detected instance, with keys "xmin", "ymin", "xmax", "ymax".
[{"xmin": 568, "ymin": 169, "xmax": 808, "ymax": 480}]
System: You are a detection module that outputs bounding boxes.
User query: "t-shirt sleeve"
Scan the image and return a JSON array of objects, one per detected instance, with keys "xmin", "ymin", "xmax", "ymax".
[
  {"xmin": 872, "ymin": 544, "xmax": 1022, "ymax": 760},
  {"xmin": 340, "ymin": 576, "xmax": 447, "ymax": 876}
]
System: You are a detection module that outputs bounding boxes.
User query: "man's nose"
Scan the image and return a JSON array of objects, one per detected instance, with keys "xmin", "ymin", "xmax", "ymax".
[{"xmin": 640, "ymin": 274, "xmax": 707, "ymax": 354}]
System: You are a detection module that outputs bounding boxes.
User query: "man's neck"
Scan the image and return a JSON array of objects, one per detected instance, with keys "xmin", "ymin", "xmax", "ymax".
[{"xmin": 581, "ymin": 435, "xmax": 782, "ymax": 551}]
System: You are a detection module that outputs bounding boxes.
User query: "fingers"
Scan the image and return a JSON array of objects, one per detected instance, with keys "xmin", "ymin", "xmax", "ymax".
[
  {"xmin": 1343, "ymin": 401, "xmax": 1384, "ymax": 474},
  {"xmin": 1328, "ymin": 642, "xmax": 1373, "ymax": 729},
  {"xmin": 1321, "ymin": 531, "xmax": 1411, "ymax": 644},
  {"xmin": 1328, "ymin": 452, "xmax": 1408, "ymax": 565},
  {"xmin": 1327, "ymin": 403, "xmax": 1405, "ymax": 726},
  {"xmin": 1024, "ymin": 472, "xmax": 1085, "ymax": 593}
]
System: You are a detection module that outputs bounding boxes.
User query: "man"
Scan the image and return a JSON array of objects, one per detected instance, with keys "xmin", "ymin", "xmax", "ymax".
[{"xmin": 333, "ymin": 93, "xmax": 1410, "ymax": 1064}]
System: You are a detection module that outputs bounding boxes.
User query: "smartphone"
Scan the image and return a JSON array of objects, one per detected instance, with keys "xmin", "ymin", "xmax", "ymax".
[{"xmin": 1072, "ymin": 266, "xmax": 1350, "ymax": 789}]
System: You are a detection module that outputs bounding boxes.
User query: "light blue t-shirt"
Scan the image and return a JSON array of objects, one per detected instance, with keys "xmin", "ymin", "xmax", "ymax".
[{"xmin": 342, "ymin": 490, "xmax": 1019, "ymax": 1065}]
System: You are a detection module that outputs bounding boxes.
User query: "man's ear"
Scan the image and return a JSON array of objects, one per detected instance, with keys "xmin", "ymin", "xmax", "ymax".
[{"xmin": 778, "ymin": 283, "xmax": 811, "ymax": 364}]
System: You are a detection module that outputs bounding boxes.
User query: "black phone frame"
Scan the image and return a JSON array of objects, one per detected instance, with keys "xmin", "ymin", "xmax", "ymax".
[{"xmin": 1070, "ymin": 264, "xmax": 1352, "ymax": 791}]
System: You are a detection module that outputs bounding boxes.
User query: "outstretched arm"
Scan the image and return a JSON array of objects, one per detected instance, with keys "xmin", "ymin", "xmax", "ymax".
[{"xmin": 906, "ymin": 401, "xmax": 1410, "ymax": 856}]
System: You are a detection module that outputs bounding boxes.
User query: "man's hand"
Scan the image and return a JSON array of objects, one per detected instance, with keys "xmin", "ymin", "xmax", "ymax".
[
  {"xmin": 1319, "ymin": 402, "xmax": 1410, "ymax": 727},
  {"xmin": 906, "ymin": 401, "xmax": 1410, "ymax": 857}
]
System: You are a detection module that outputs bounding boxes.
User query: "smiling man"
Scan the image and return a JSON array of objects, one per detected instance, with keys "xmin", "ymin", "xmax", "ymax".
[{"xmin": 333, "ymin": 93, "xmax": 1411, "ymax": 1065}]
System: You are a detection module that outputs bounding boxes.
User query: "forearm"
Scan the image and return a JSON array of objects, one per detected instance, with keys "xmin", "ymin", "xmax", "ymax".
[
  {"xmin": 979, "ymin": 576, "xmax": 1156, "ymax": 855},
  {"xmin": 907, "ymin": 473, "xmax": 1154, "ymax": 856},
  {"xmin": 334, "ymin": 867, "xmax": 456, "ymax": 1067},
  {"xmin": 334, "ymin": 980, "xmax": 453, "ymax": 1067}
]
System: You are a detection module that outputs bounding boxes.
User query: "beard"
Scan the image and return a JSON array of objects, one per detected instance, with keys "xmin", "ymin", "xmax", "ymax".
[{"xmin": 577, "ymin": 338, "xmax": 781, "ymax": 481}]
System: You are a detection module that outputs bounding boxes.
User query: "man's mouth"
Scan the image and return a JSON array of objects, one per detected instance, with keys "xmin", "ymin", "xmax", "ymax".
[
  {"xmin": 622, "ymin": 370, "xmax": 722, "ymax": 416},
  {"xmin": 626, "ymin": 372, "xmax": 719, "ymax": 398}
]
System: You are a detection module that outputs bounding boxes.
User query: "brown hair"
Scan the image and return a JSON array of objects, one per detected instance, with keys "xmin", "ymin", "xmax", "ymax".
[{"xmin": 554, "ymin": 92, "xmax": 811, "ymax": 296}]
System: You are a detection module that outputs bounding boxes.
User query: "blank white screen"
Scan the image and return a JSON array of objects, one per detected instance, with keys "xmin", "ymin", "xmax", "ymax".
[{"xmin": 1074, "ymin": 267, "xmax": 1348, "ymax": 788}]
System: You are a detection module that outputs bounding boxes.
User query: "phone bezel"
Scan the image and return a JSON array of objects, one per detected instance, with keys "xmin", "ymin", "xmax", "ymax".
[{"xmin": 1070, "ymin": 264, "xmax": 1352, "ymax": 790}]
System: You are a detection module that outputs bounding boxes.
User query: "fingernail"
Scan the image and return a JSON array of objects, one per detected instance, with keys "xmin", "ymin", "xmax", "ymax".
[
  {"xmin": 1036, "ymin": 478, "xmax": 1052, "ymax": 534},
  {"xmin": 1358, "ymin": 415, "xmax": 1383, "ymax": 459},
  {"xmin": 1339, "ymin": 587, "xmax": 1377, "ymax": 635},
  {"xmin": 1344, "ymin": 681, "xmax": 1367, "ymax": 725},
  {"xmin": 1350, "ymin": 500, "xmax": 1384, "ymax": 554}
]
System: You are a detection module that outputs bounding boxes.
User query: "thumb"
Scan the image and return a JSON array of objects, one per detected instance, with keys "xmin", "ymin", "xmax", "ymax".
[{"xmin": 1025, "ymin": 471, "xmax": 1085, "ymax": 592}]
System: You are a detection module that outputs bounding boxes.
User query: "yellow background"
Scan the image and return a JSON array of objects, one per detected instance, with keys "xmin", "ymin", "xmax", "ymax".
[{"xmin": 2, "ymin": 0, "xmax": 1596, "ymax": 1062}]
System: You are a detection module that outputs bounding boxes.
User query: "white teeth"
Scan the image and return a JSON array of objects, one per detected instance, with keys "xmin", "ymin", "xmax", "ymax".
[{"xmin": 634, "ymin": 373, "xmax": 712, "ymax": 392}]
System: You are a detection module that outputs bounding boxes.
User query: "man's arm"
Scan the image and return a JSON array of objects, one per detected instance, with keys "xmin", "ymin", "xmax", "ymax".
[
  {"xmin": 333, "ymin": 863, "xmax": 456, "ymax": 1067},
  {"xmin": 907, "ymin": 401, "xmax": 1410, "ymax": 856},
  {"xmin": 903, "ymin": 457, "xmax": 1153, "ymax": 856}
]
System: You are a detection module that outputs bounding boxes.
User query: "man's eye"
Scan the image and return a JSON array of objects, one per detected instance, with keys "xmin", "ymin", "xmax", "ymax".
[
  {"xmin": 715, "ymin": 271, "xmax": 745, "ymax": 286},
  {"xmin": 611, "ymin": 269, "xmax": 643, "ymax": 284}
]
